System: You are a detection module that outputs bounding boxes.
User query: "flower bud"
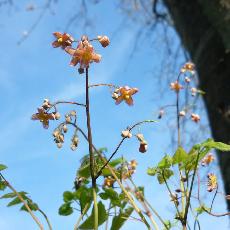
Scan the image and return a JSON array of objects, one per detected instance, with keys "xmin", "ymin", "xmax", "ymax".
[
  {"xmin": 179, "ymin": 110, "xmax": 186, "ymax": 117},
  {"xmin": 63, "ymin": 125, "xmax": 68, "ymax": 133},
  {"xmin": 121, "ymin": 130, "xmax": 132, "ymax": 138},
  {"xmin": 97, "ymin": 35, "xmax": 110, "ymax": 47},
  {"xmin": 112, "ymin": 92, "xmax": 119, "ymax": 100},
  {"xmin": 57, "ymin": 143, "xmax": 62, "ymax": 148},
  {"xmin": 65, "ymin": 115, "xmax": 71, "ymax": 123},
  {"xmin": 54, "ymin": 112, "xmax": 61, "ymax": 120},
  {"xmin": 139, "ymin": 141, "xmax": 148, "ymax": 153}
]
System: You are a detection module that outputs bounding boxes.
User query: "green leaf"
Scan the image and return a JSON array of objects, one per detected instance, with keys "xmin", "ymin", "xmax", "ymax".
[
  {"xmin": 79, "ymin": 187, "xmax": 93, "ymax": 214},
  {"xmin": 201, "ymin": 140, "xmax": 230, "ymax": 152},
  {"xmin": 63, "ymin": 191, "xmax": 74, "ymax": 202},
  {"xmin": 1, "ymin": 192, "xmax": 17, "ymax": 199},
  {"xmin": 58, "ymin": 202, "xmax": 73, "ymax": 216},
  {"xmin": 7, "ymin": 197, "xmax": 22, "ymax": 207},
  {"xmin": 109, "ymin": 158, "xmax": 124, "ymax": 167},
  {"xmin": 172, "ymin": 147, "xmax": 188, "ymax": 165},
  {"xmin": 99, "ymin": 188, "xmax": 121, "ymax": 207},
  {"xmin": 147, "ymin": 167, "xmax": 157, "ymax": 176},
  {"xmin": 0, "ymin": 164, "xmax": 7, "ymax": 171},
  {"xmin": 195, "ymin": 205, "xmax": 211, "ymax": 215},
  {"xmin": 158, "ymin": 155, "xmax": 172, "ymax": 169},
  {"xmin": 79, "ymin": 201, "xmax": 107, "ymax": 229},
  {"xmin": 111, "ymin": 207, "xmax": 134, "ymax": 230},
  {"xmin": 0, "ymin": 181, "xmax": 7, "ymax": 191},
  {"xmin": 20, "ymin": 202, "xmax": 39, "ymax": 212},
  {"xmin": 157, "ymin": 169, "xmax": 174, "ymax": 184}
]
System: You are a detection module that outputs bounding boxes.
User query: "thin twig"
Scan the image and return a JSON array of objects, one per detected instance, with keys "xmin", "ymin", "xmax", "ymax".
[{"xmin": 95, "ymin": 120, "xmax": 156, "ymax": 179}]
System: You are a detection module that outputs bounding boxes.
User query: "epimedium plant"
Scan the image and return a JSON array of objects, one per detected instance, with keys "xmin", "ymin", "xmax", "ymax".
[{"xmin": 0, "ymin": 33, "xmax": 230, "ymax": 230}]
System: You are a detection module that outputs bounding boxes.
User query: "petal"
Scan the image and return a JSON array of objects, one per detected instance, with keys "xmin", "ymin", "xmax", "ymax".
[
  {"xmin": 42, "ymin": 121, "xmax": 49, "ymax": 129},
  {"xmin": 52, "ymin": 41, "xmax": 60, "ymax": 48},
  {"xmin": 125, "ymin": 97, "xmax": 133, "ymax": 106},
  {"xmin": 115, "ymin": 96, "xmax": 124, "ymax": 105},
  {"xmin": 65, "ymin": 47, "xmax": 76, "ymax": 56},
  {"xmin": 31, "ymin": 114, "xmax": 39, "ymax": 120},
  {"xmin": 129, "ymin": 88, "xmax": 138, "ymax": 95},
  {"xmin": 53, "ymin": 32, "xmax": 62, "ymax": 38},
  {"xmin": 92, "ymin": 53, "xmax": 101, "ymax": 63},
  {"xmin": 70, "ymin": 57, "xmax": 79, "ymax": 66}
]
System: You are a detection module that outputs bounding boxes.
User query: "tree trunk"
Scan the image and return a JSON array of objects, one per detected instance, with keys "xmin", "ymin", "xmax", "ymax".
[{"xmin": 162, "ymin": 0, "xmax": 230, "ymax": 209}]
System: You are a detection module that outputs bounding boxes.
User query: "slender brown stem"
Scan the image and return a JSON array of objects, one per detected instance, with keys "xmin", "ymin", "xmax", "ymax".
[
  {"xmin": 0, "ymin": 173, "xmax": 44, "ymax": 230},
  {"xmin": 95, "ymin": 120, "xmax": 156, "ymax": 179},
  {"xmin": 88, "ymin": 83, "xmax": 117, "ymax": 88},
  {"xmin": 38, "ymin": 208, "xmax": 52, "ymax": 230},
  {"xmin": 85, "ymin": 67, "xmax": 98, "ymax": 230},
  {"xmin": 52, "ymin": 101, "xmax": 86, "ymax": 107}
]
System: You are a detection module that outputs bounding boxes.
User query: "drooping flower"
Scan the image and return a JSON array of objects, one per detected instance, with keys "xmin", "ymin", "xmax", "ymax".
[
  {"xmin": 52, "ymin": 32, "xmax": 74, "ymax": 49},
  {"xmin": 207, "ymin": 173, "xmax": 217, "ymax": 192},
  {"xmin": 121, "ymin": 130, "xmax": 132, "ymax": 138},
  {"xmin": 170, "ymin": 81, "xmax": 183, "ymax": 92},
  {"xmin": 202, "ymin": 153, "xmax": 215, "ymax": 166},
  {"xmin": 65, "ymin": 39, "xmax": 101, "ymax": 69},
  {"xmin": 191, "ymin": 87, "xmax": 197, "ymax": 96},
  {"xmin": 185, "ymin": 76, "xmax": 191, "ymax": 83},
  {"xmin": 139, "ymin": 141, "xmax": 148, "ymax": 153},
  {"xmin": 115, "ymin": 86, "xmax": 138, "ymax": 106},
  {"xmin": 103, "ymin": 176, "xmax": 115, "ymax": 187},
  {"xmin": 179, "ymin": 110, "xmax": 186, "ymax": 117},
  {"xmin": 31, "ymin": 108, "xmax": 56, "ymax": 129},
  {"xmin": 191, "ymin": 113, "xmax": 200, "ymax": 123},
  {"xmin": 158, "ymin": 109, "xmax": 165, "ymax": 119},
  {"xmin": 97, "ymin": 35, "xmax": 110, "ymax": 47},
  {"xmin": 181, "ymin": 62, "xmax": 195, "ymax": 74}
]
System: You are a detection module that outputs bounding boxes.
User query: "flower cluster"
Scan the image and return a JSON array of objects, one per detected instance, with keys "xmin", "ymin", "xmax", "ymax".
[
  {"xmin": 180, "ymin": 62, "xmax": 195, "ymax": 74},
  {"xmin": 52, "ymin": 32, "xmax": 109, "ymax": 73},
  {"xmin": 170, "ymin": 81, "xmax": 183, "ymax": 92}
]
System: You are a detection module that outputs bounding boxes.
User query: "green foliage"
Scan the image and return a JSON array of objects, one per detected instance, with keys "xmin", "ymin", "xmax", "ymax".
[
  {"xmin": 99, "ymin": 188, "xmax": 121, "ymax": 207},
  {"xmin": 58, "ymin": 202, "xmax": 73, "ymax": 216},
  {"xmin": 79, "ymin": 201, "xmax": 107, "ymax": 229},
  {"xmin": 0, "ymin": 191, "xmax": 39, "ymax": 212},
  {"xmin": 172, "ymin": 147, "xmax": 188, "ymax": 165},
  {"xmin": 0, "ymin": 164, "xmax": 7, "ymax": 171},
  {"xmin": 110, "ymin": 207, "xmax": 134, "ymax": 230}
]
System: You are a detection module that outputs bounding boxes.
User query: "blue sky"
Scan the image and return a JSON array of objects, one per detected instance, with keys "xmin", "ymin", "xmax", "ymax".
[{"xmin": 0, "ymin": 1, "xmax": 229, "ymax": 229}]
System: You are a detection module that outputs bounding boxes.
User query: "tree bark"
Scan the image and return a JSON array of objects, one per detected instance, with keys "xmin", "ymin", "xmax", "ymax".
[{"xmin": 162, "ymin": 0, "xmax": 230, "ymax": 210}]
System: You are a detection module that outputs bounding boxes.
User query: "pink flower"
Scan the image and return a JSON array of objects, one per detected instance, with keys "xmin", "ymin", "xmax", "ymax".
[
  {"xmin": 52, "ymin": 32, "xmax": 74, "ymax": 49},
  {"xmin": 31, "ymin": 108, "xmax": 55, "ymax": 129},
  {"xmin": 115, "ymin": 86, "xmax": 138, "ymax": 106},
  {"xmin": 170, "ymin": 81, "xmax": 183, "ymax": 92},
  {"xmin": 65, "ymin": 40, "xmax": 101, "ymax": 69}
]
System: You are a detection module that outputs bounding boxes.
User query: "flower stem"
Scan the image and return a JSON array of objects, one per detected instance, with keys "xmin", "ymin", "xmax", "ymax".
[{"xmin": 85, "ymin": 67, "xmax": 98, "ymax": 230}]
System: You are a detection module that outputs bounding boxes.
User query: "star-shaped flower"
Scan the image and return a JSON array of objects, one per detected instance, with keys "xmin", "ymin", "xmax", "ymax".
[
  {"xmin": 65, "ymin": 40, "xmax": 101, "ymax": 69},
  {"xmin": 115, "ymin": 86, "xmax": 138, "ymax": 106},
  {"xmin": 52, "ymin": 32, "xmax": 74, "ymax": 49},
  {"xmin": 170, "ymin": 81, "xmax": 183, "ymax": 92},
  {"xmin": 31, "ymin": 108, "xmax": 55, "ymax": 129}
]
